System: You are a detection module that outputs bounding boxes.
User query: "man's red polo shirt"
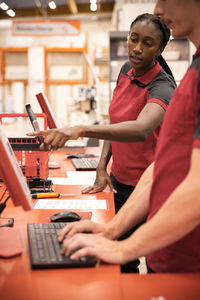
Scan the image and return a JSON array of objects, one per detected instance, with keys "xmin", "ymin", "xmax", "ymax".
[{"xmin": 147, "ymin": 47, "xmax": 200, "ymax": 273}]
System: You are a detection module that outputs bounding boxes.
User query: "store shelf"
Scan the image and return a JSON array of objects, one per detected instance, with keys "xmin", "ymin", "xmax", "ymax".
[
  {"xmin": 110, "ymin": 31, "xmax": 128, "ymax": 61},
  {"xmin": 162, "ymin": 38, "xmax": 190, "ymax": 84},
  {"xmin": 46, "ymin": 79, "xmax": 88, "ymax": 85},
  {"xmin": 93, "ymin": 49, "xmax": 109, "ymax": 82},
  {"xmin": 0, "ymin": 33, "xmax": 108, "ymax": 126},
  {"xmin": 44, "ymin": 36, "xmax": 89, "ymax": 86},
  {"xmin": 3, "ymin": 79, "xmax": 28, "ymax": 85},
  {"xmin": 109, "ymin": 31, "xmax": 128, "ymax": 101},
  {"xmin": 43, "ymin": 41, "xmax": 90, "ymax": 126},
  {"xmin": 2, "ymin": 47, "xmax": 28, "ymax": 84},
  {"xmin": 0, "ymin": 47, "xmax": 29, "ymax": 113}
]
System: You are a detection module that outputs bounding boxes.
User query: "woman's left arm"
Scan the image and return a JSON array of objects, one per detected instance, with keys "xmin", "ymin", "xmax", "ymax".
[{"xmin": 27, "ymin": 102, "xmax": 167, "ymax": 147}]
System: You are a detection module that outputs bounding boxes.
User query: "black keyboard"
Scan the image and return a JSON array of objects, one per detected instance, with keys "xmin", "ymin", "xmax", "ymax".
[
  {"xmin": 67, "ymin": 153, "xmax": 96, "ymax": 159},
  {"xmin": 27, "ymin": 223, "xmax": 97, "ymax": 269},
  {"xmin": 71, "ymin": 158, "xmax": 98, "ymax": 170}
]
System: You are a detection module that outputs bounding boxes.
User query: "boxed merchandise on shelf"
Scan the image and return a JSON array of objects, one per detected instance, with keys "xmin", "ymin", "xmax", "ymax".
[
  {"xmin": 5, "ymin": 65, "xmax": 28, "ymax": 80},
  {"xmin": 49, "ymin": 65, "xmax": 83, "ymax": 80}
]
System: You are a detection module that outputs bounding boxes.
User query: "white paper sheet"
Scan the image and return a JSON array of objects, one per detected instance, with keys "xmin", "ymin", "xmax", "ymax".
[
  {"xmin": 48, "ymin": 177, "xmax": 72, "ymax": 185},
  {"xmin": 34, "ymin": 199, "xmax": 107, "ymax": 210},
  {"xmin": 49, "ymin": 171, "xmax": 96, "ymax": 186}
]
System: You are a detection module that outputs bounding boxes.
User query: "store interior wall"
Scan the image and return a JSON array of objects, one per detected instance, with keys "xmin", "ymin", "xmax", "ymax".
[
  {"xmin": 0, "ymin": 16, "xmax": 114, "ymax": 128},
  {"xmin": 0, "ymin": 2, "xmax": 195, "ymax": 129}
]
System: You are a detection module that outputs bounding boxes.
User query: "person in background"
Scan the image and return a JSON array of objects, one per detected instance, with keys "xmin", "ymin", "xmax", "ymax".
[
  {"xmin": 28, "ymin": 13, "xmax": 176, "ymax": 273},
  {"xmin": 52, "ymin": 0, "xmax": 200, "ymax": 273}
]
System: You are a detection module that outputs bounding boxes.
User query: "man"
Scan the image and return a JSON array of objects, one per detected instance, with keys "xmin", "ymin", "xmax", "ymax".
[{"xmin": 41, "ymin": 0, "xmax": 200, "ymax": 272}]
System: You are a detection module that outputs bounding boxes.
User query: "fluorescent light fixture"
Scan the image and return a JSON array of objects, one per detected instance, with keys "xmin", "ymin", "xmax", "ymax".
[
  {"xmin": 48, "ymin": 1, "xmax": 56, "ymax": 9},
  {"xmin": 6, "ymin": 9, "xmax": 15, "ymax": 17},
  {"xmin": 90, "ymin": 3, "xmax": 97, "ymax": 11},
  {"xmin": 0, "ymin": 2, "xmax": 8, "ymax": 10}
]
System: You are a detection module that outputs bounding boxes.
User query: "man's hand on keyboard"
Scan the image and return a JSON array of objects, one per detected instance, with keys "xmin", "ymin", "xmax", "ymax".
[
  {"xmin": 58, "ymin": 220, "xmax": 105, "ymax": 241},
  {"xmin": 61, "ymin": 233, "xmax": 129, "ymax": 265}
]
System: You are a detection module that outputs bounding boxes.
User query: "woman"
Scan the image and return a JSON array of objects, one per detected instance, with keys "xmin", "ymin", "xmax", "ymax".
[
  {"xmin": 29, "ymin": 13, "xmax": 175, "ymax": 203},
  {"xmin": 28, "ymin": 13, "xmax": 176, "ymax": 272}
]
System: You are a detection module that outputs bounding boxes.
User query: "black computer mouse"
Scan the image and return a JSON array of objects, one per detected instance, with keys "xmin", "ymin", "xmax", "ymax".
[
  {"xmin": 66, "ymin": 153, "xmax": 95, "ymax": 159},
  {"xmin": 50, "ymin": 211, "xmax": 82, "ymax": 222}
]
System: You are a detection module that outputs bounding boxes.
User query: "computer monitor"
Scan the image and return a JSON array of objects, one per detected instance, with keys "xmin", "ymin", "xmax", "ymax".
[
  {"xmin": 35, "ymin": 92, "xmax": 86, "ymax": 150},
  {"xmin": 35, "ymin": 92, "xmax": 58, "ymax": 129},
  {"xmin": 0, "ymin": 128, "xmax": 33, "ymax": 211}
]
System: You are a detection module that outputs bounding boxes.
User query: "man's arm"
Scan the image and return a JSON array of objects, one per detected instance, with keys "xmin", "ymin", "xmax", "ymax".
[
  {"xmin": 61, "ymin": 148, "xmax": 200, "ymax": 264},
  {"xmin": 59, "ymin": 161, "xmax": 153, "ymax": 242},
  {"xmin": 122, "ymin": 147, "xmax": 200, "ymax": 260},
  {"xmin": 103, "ymin": 162, "xmax": 154, "ymax": 239}
]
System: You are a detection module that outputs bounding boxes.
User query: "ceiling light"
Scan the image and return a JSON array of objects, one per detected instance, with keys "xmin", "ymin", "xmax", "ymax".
[
  {"xmin": 90, "ymin": 3, "xmax": 97, "ymax": 11},
  {"xmin": 6, "ymin": 9, "xmax": 15, "ymax": 17},
  {"xmin": 90, "ymin": 0, "xmax": 97, "ymax": 3},
  {"xmin": 0, "ymin": 2, "xmax": 8, "ymax": 10},
  {"xmin": 48, "ymin": 1, "xmax": 56, "ymax": 9}
]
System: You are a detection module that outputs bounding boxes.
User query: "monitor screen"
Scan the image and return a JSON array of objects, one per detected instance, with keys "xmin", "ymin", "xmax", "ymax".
[
  {"xmin": 0, "ymin": 128, "xmax": 32, "ymax": 211},
  {"xmin": 35, "ymin": 92, "xmax": 58, "ymax": 129}
]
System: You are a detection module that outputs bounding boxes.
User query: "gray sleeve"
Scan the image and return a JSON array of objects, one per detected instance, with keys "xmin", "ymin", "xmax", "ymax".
[
  {"xmin": 194, "ymin": 105, "xmax": 200, "ymax": 139},
  {"xmin": 116, "ymin": 61, "xmax": 131, "ymax": 85},
  {"xmin": 147, "ymin": 73, "xmax": 176, "ymax": 106}
]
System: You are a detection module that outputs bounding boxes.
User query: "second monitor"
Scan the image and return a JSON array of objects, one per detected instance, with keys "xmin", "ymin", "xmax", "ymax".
[{"xmin": 36, "ymin": 92, "xmax": 58, "ymax": 129}]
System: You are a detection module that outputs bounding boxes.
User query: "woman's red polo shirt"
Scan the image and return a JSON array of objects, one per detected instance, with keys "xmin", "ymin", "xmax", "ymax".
[{"xmin": 109, "ymin": 61, "xmax": 176, "ymax": 185}]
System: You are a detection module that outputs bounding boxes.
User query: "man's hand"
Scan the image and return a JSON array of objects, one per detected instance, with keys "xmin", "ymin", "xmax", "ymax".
[
  {"xmin": 58, "ymin": 220, "xmax": 105, "ymax": 241},
  {"xmin": 62, "ymin": 233, "xmax": 128, "ymax": 265}
]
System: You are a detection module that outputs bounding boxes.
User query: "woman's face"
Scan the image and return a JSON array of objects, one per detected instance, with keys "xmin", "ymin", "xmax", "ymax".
[
  {"xmin": 154, "ymin": 0, "xmax": 200, "ymax": 46},
  {"xmin": 128, "ymin": 20, "xmax": 163, "ymax": 77}
]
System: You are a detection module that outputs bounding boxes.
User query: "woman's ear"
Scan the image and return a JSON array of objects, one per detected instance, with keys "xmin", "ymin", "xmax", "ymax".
[
  {"xmin": 127, "ymin": 34, "xmax": 129, "ymax": 44},
  {"xmin": 157, "ymin": 46, "xmax": 164, "ymax": 57}
]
